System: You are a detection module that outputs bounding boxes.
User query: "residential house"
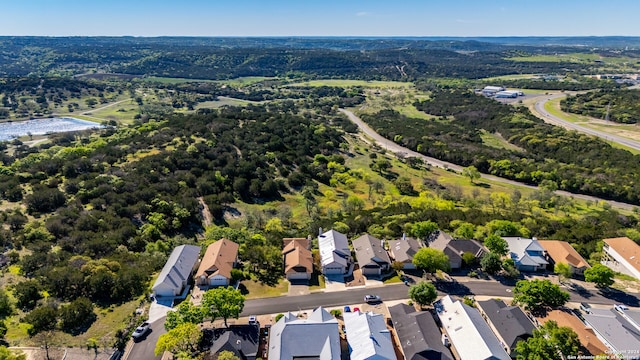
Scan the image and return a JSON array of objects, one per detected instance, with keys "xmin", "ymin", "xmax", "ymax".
[
  {"xmin": 151, "ymin": 245, "xmax": 201, "ymax": 298},
  {"xmin": 428, "ymin": 231, "xmax": 486, "ymax": 269},
  {"xmin": 537, "ymin": 309, "xmax": 608, "ymax": 357},
  {"xmin": 538, "ymin": 240, "xmax": 590, "ymax": 276},
  {"xmin": 503, "ymin": 237, "xmax": 548, "ymax": 272},
  {"xmin": 582, "ymin": 307, "xmax": 640, "ymax": 359},
  {"xmin": 388, "ymin": 235, "xmax": 422, "ymax": 270},
  {"xmin": 476, "ymin": 299, "xmax": 536, "ymax": 357},
  {"xmin": 196, "ymin": 239, "xmax": 239, "ymax": 287},
  {"xmin": 344, "ymin": 310, "xmax": 395, "ymax": 360},
  {"xmin": 318, "ymin": 229, "xmax": 352, "ymax": 275},
  {"xmin": 352, "ymin": 234, "xmax": 391, "ymax": 277},
  {"xmin": 282, "ymin": 238, "xmax": 313, "ymax": 281},
  {"xmin": 204, "ymin": 325, "xmax": 259, "ymax": 360},
  {"xmin": 601, "ymin": 237, "xmax": 640, "ymax": 280},
  {"xmin": 268, "ymin": 307, "xmax": 341, "ymax": 360},
  {"xmin": 388, "ymin": 303, "xmax": 454, "ymax": 360},
  {"xmin": 435, "ymin": 295, "xmax": 510, "ymax": 360}
]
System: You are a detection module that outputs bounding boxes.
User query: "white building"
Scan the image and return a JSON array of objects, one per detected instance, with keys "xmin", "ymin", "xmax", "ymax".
[
  {"xmin": 344, "ymin": 311, "xmax": 395, "ymax": 360},
  {"xmin": 435, "ymin": 295, "xmax": 510, "ymax": 360},
  {"xmin": 151, "ymin": 245, "xmax": 201, "ymax": 298},
  {"xmin": 318, "ymin": 229, "xmax": 352, "ymax": 275},
  {"xmin": 601, "ymin": 237, "xmax": 640, "ymax": 280}
]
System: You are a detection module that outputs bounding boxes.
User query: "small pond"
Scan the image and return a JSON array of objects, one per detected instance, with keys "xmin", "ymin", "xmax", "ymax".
[{"xmin": 0, "ymin": 117, "xmax": 104, "ymax": 141}]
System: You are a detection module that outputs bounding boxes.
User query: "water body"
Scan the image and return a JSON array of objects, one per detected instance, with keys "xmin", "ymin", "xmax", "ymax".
[{"xmin": 0, "ymin": 117, "xmax": 104, "ymax": 141}]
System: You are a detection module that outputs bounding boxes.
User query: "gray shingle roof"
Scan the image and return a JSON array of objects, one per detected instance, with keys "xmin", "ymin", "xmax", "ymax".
[
  {"xmin": 389, "ymin": 237, "xmax": 422, "ymax": 263},
  {"xmin": 583, "ymin": 308, "xmax": 640, "ymax": 355},
  {"xmin": 389, "ymin": 303, "xmax": 453, "ymax": 360},
  {"xmin": 152, "ymin": 245, "xmax": 201, "ymax": 294},
  {"xmin": 353, "ymin": 234, "xmax": 391, "ymax": 268},
  {"xmin": 207, "ymin": 325, "xmax": 259, "ymax": 360},
  {"xmin": 476, "ymin": 299, "xmax": 536, "ymax": 351}
]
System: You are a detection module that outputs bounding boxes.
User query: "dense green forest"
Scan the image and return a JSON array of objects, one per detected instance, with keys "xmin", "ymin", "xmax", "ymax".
[
  {"xmin": 561, "ymin": 89, "xmax": 640, "ymax": 123},
  {"xmin": 359, "ymin": 90, "xmax": 640, "ymax": 204}
]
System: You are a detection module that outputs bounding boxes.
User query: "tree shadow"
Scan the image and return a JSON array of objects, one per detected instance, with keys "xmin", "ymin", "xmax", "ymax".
[
  {"xmin": 434, "ymin": 279, "xmax": 472, "ymax": 296},
  {"xmin": 597, "ymin": 288, "xmax": 640, "ymax": 307},
  {"xmin": 237, "ymin": 283, "xmax": 249, "ymax": 296},
  {"xmin": 474, "ymin": 182, "xmax": 491, "ymax": 188}
]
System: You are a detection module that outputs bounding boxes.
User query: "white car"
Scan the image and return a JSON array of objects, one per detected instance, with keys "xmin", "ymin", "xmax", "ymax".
[
  {"xmin": 614, "ymin": 304, "xmax": 629, "ymax": 312},
  {"xmin": 132, "ymin": 322, "xmax": 151, "ymax": 341},
  {"xmin": 364, "ymin": 294, "xmax": 381, "ymax": 303}
]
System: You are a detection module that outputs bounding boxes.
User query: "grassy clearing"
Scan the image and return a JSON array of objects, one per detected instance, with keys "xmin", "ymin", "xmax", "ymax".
[
  {"xmin": 480, "ymin": 74, "xmax": 541, "ymax": 81},
  {"xmin": 480, "ymin": 130, "xmax": 525, "ymax": 152},
  {"xmin": 241, "ymin": 279, "xmax": 289, "ymax": 299},
  {"xmin": 141, "ymin": 77, "xmax": 217, "ymax": 84},
  {"xmin": 288, "ymin": 79, "xmax": 413, "ymax": 88},
  {"xmin": 215, "ymin": 77, "xmax": 277, "ymax": 86}
]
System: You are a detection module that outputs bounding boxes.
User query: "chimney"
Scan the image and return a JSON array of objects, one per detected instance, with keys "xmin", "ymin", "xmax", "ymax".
[
  {"xmin": 319, "ymin": 227, "xmax": 323, "ymax": 236},
  {"xmin": 402, "ymin": 233, "xmax": 406, "ymax": 241}
]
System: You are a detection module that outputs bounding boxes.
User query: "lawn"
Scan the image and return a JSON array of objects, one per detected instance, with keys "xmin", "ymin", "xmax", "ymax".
[
  {"xmin": 240, "ymin": 279, "xmax": 289, "ymax": 299},
  {"xmin": 479, "ymin": 130, "xmax": 525, "ymax": 152},
  {"xmin": 288, "ymin": 79, "xmax": 413, "ymax": 88}
]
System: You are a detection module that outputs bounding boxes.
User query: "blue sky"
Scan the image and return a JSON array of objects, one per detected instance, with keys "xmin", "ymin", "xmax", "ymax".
[{"xmin": 3, "ymin": 0, "xmax": 640, "ymax": 37}]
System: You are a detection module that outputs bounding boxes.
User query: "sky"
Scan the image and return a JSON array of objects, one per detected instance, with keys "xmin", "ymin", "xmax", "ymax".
[{"xmin": 2, "ymin": 0, "xmax": 640, "ymax": 37}]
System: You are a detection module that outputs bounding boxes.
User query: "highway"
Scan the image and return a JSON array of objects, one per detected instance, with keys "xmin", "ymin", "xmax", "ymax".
[
  {"xmin": 533, "ymin": 94, "xmax": 640, "ymax": 152},
  {"xmin": 339, "ymin": 108, "xmax": 636, "ymax": 211}
]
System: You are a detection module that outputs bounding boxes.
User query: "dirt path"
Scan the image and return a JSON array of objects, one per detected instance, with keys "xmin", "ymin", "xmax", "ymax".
[
  {"xmin": 198, "ymin": 197, "xmax": 213, "ymax": 227},
  {"xmin": 339, "ymin": 108, "xmax": 636, "ymax": 211}
]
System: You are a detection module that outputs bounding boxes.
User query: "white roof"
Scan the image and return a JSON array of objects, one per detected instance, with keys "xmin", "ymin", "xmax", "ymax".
[
  {"xmin": 152, "ymin": 245, "xmax": 201, "ymax": 293},
  {"xmin": 268, "ymin": 307, "xmax": 341, "ymax": 360},
  {"xmin": 436, "ymin": 296, "xmax": 510, "ymax": 360},
  {"xmin": 503, "ymin": 237, "xmax": 548, "ymax": 267},
  {"xmin": 318, "ymin": 229, "xmax": 350, "ymax": 267},
  {"xmin": 344, "ymin": 311, "xmax": 395, "ymax": 360}
]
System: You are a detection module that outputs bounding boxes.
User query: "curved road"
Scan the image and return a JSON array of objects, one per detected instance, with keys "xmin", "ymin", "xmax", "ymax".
[
  {"xmin": 339, "ymin": 108, "xmax": 636, "ymax": 211},
  {"xmin": 533, "ymin": 94, "xmax": 640, "ymax": 152}
]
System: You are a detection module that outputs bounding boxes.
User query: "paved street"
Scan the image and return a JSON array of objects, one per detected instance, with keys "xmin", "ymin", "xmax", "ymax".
[{"xmin": 125, "ymin": 316, "xmax": 166, "ymax": 360}]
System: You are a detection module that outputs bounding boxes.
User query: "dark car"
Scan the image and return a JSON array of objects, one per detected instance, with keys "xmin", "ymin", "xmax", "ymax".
[{"xmin": 132, "ymin": 322, "xmax": 151, "ymax": 341}]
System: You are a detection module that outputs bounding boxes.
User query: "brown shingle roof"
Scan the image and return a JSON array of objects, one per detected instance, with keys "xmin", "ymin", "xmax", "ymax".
[
  {"xmin": 604, "ymin": 237, "xmax": 640, "ymax": 273},
  {"xmin": 283, "ymin": 239, "xmax": 313, "ymax": 274},
  {"xmin": 538, "ymin": 240, "xmax": 590, "ymax": 269},
  {"xmin": 537, "ymin": 309, "xmax": 608, "ymax": 356},
  {"xmin": 283, "ymin": 237, "xmax": 310, "ymax": 250},
  {"xmin": 196, "ymin": 239, "xmax": 238, "ymax": 280}
]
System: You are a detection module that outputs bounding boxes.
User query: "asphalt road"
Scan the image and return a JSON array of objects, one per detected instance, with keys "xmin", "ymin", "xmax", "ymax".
[
  {"xmin": 533, "ymin": 94, "xmax": 640, "ymax": 152},
  {"xmin": 126, "ymin": 316, "xmax": 166, "ymax": 360},
  {"xmin": 241, "ymin": 279, "xmax": 635, "ymax": 317},
  {"xmin": 339, "ymin": 108, "xmax": 636, "ymax": 211}
]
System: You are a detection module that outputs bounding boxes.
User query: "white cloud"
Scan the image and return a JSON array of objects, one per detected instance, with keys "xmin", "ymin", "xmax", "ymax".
[{"xmin": 356, "ymin": 11, "xmax": 370, "ymax": 17}]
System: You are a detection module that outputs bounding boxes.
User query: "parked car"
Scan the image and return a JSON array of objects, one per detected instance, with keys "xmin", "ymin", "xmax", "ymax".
[
  {"xmin": 132, "ymin": 322, "xmax": 151, "ymax": 341},
  {"xmin": 364, "ymin": 294, "xmax": 381, "ymax": 303},
  {"xmin": 344, "ymin": 306, "xmax": 351, "ymax": 313},
  {"xmin": 614, "ymin": 304, "xmax": 629, "ymax": 312},
  {"xmin": 580, "ymin": 302, "xmax": 592, "ymax": 314}
]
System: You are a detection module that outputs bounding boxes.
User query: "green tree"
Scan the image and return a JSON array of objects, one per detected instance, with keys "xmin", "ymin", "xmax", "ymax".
[
  {"xmin": 391, "ymin": 261, "xmax": 405, "ymax": 273},
  {"xmin": 461, "ymin": 252, "xmax": 477, "ymax": 268},
  {"xmin": 480, "ymin": 252, "xmax": 502, "ymax": 275},
  {"xmin": 165, "ymin": 301, "xmax": 205, "ymax": 331},
  {"xmin": 409, "ymin": 282, "xmax": 438, "ymax": 308},
  {"xmin": 217, "ymin": 351, "xmax": 241, "ymax": 360},
  {"xmin": 0, "ymin": 346, "xmax": 26, "ymax": 360},
  {"xmin": 463, "ymin": 165, "xmax": 481, "ymax": 184},
  {"xmin": 512, "ymin": 279, "xmax": 570, "ymax": 313},
  {"xmin": 584, "ymin": 264, "xmax": 614, "ymax": 288},
  {"xmin": 59, "ymin": 297, "xmax": 96, "ymax": 335},
  {"xmin": 410, "ymin": 221, "xmax": 438, "ymax": 241},
  {"xmin": 394, "ymin": 176, "xmax": 415, "ymax": 195},
  {"xmin": 554, "ymin": 262, "xmax": 572, "ymax": 283},
  {"xmin": 484, "ymin": 234, "xmax": 509, "ymax": 256},
  {"xmin": 12, "ymin": 280, "xmax": 42, "ymax": 311},
  {"xmin": 0, "ymin": 289, "xmax": 12, "ymax": 319},
  {"xmin": 371, "ymin": 158, "xmax": 391, "ymax": 174},
  {"xmin": 412, "ymin": 248, "xmax": 450, "ymax": 274},
  {"xmin": 515, "ymin": 320, "xmax": 579, "ymax": 360},
  {"xmin": 154, "ymin": 323, "xmax": 201, "ymax": 357},
  {"xmin": 453, "ymin": 222, "xmax": 475, "ymax": 239},
  {"xmin": 202, "ymin": 286, "xmax": 245, "ymax": 327},
  {"xmin": 24, "ymin": 306, "xmax": 58, "ymax": 336}
]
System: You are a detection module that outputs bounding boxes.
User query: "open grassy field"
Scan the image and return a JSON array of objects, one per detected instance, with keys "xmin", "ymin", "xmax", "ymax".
[
  {"xmin": 288, "ymin": 79, "xmax": 413, "ymax": 88},
  {"xmin": 140, "ymin": 76, "xmax": 217, "ymax": 84},
  {"xmin": 479, "ymin": 130, "xmax": 525, "ymax": 152},
  {"xmin": 479, "ymin": 74, "xmax": 541, "ymax": 81}
]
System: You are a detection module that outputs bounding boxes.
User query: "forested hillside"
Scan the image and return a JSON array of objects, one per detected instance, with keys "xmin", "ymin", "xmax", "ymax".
[
  {"xmin": 360, "ymin": 90, "xmax": 640, "ymax": 204},
  {"xmin": 561, "ymin": 89, "xmax": 640, "ymax": 123}
]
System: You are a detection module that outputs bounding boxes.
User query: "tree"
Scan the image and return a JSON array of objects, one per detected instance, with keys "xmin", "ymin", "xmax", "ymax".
[
  {"xmin": 165, "ymin": 301, "xmax": 205, "ymax": 331},
  {"xmin": 584, "ymin": 264, "xmax": 615, "ymax": 288},
  {"xmin": 409, "ymin": 282, "xmax": 438, "ymax": 307},
  {"xmin": 394, "ymin": 176, "xmax": 415, "ymax": 195},
  {"xmin": 371, "ymin": 158, "xmax": 391, "ymax": 174},
  {"xmin": 463, "ymin": 165, "xmax": 481, "ymax": 184},
  {"xmin": 480, "ymin": 252, "xmax": 502, "ymax": 275},
  {"xmin": 12, "ymin": 280, "xmax": 42, "ymax": 311},
  {"xmin": 461, "ymin": 252, "xmax": 477, "ymax": 268},
  {"xmin": 24, "ymin": 306, "xmax": 58, "ymax": 336},
  {"xmin": 154, "ymin": 323, "xmax": 201, "ymax": 358},
  {"xmin": 412, "ymin": 248, "xmax": 450, "ymax": 274},
  {"xmin": 512, "ymin": 279, "xmax": 570, "ymax": 313},
  {"xmin": 202, "ymin": 286, "xmax": 245, "ymax": 327},
  {"xmin": 0, "ymin": 289, "xmax": 12, "ymax": 319},
  {"xmin": 484, "ymin": 234, "xmax": 509, "ymax": 256},
  {"xmin": 59, "ymin": 297, "xmax": 96, "ymax": 335},
  {"xmin": 217, "ymin": 351, "xmax": 241, "ymax": 360},
  {"xmin": 515, "ymin": 320, "xmax": 579, "ymax": 360},
  {"xmin": 0, "ymin": 346, "xmax": 26, "ymax": 360},
  {"xmin": 391, "ymin": 261, "xmax": 405, "ymax": 273},
  {"xmin": 554, "ymin": 262, "xmax": 572, "ymax": 283},
  {"xmin": 410, "ymin": 221, "xmax": 438, "ymax": 241}
]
